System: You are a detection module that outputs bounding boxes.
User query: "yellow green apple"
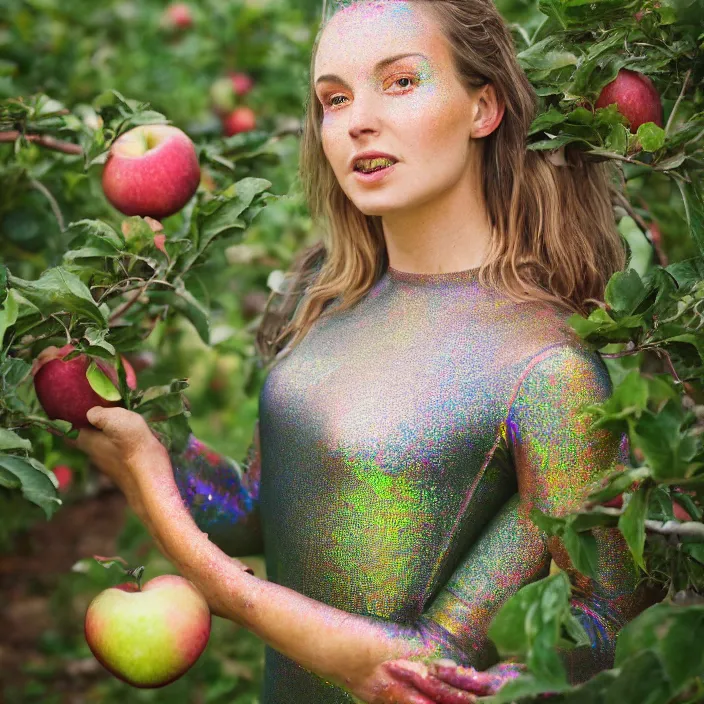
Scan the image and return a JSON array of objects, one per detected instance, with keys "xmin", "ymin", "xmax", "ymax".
[{"xmin": 84, "ymin": 574, "xmax": 211, "ymax": 688}]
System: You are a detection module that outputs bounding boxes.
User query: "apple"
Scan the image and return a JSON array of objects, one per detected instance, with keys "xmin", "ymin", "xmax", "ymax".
[
  {"xmin": 229, "ymin": 71, "xmax": 254, "ymax": 97},
  {"xmin": 594, "ymin": 69, "xmax": 663, "ymax": 133},
  {"xmin": 209, "ymin": 77, "xmax": 236, "ymax": 116},
  {"xmin": 52, "ymin": 464, "xmax": 74, "ymax": 493},
  {"xmin": 222, "ymin": 107, "xmax": 257, "ymax": 136},
  {"xmin": 102, "ymin": 125, "xmax": 201, "ymax": 219},
  {"xmin": 164, "ymin": 3, "xmax": 193, "ymax": 30},
  {"xmin": 85, "ymin": 574, "xmax": 211, "ymax": 688},
  {"xmin": 33, "ymin": 345, "xmax": 138, "ymax": 430}
]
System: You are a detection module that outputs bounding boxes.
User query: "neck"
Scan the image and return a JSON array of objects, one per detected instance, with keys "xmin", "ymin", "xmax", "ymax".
[{"xmin": 381, "ymin": 158, "xmax": 493, "ymax": 275}]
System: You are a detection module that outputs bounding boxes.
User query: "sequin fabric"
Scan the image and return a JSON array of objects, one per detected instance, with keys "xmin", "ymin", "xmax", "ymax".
[{"xmin": 172, "ymin": 265, "xmax": 646, "ymax": 703}]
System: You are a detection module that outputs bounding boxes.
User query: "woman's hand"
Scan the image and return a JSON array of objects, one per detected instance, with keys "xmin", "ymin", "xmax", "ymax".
[
  {"xmin": 377, "ymin": 659, "xmax": 524, "ymax": 704},
  {"xmin": 73, "ymin": 406, "xmax": 173, "ymax": 555}
]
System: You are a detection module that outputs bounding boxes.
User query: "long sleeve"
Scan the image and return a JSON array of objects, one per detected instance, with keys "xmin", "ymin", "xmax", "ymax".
[
  {"xmin": 169, "ymin": 421, "xmax": 263, "ymax": 557},
  {"xmin": 418, "ymin": 344, "xmax": 649, "ymax": 684}
]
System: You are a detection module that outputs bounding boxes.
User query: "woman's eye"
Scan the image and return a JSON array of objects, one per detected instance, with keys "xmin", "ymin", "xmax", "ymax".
[{"xmin": 326, "ymin": 75, "xmax": 418, "ymax": 108}]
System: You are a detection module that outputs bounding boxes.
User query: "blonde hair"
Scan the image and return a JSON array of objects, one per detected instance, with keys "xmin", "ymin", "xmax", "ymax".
[{"xmin": 256, "ymin": 0, "xmax": 627, "ymax": 364}]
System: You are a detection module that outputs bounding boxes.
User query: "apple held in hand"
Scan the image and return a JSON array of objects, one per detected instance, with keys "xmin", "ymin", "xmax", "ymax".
[
  {"xmin": 222, "ymin": 107, "xmax": 257, "ymax": 136},
  {"xmin": 85, "ymin": 575, "xmax": 211, "ymax": 688},
  {"xmin": 102, "ymin": 125, "xmax": 201, "ymax": 219},
  {"xmin": 32, "ymin": 345, "xmax": 137, "ymax": 430},
  {"xmin": 595, "ymin": 69, "xmax": 663, "ymax": 133}
]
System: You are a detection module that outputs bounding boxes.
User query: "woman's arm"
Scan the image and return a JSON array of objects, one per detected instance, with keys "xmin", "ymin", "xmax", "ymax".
[
  {"xmin": 500, "ymin": 344, "xmax": 653, "ymax": 681},
  {"xmin": 170, "ymin": 426, "xmax": 263, "ymax": 557}
]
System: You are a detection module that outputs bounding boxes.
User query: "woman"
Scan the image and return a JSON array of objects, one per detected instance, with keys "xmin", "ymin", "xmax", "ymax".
[{"xmin": 76, "ymin": 1, "xmax": 652, "ymax": 702}]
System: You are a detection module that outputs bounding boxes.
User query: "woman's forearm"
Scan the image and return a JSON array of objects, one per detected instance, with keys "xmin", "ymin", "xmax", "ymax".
[{"xmin": 139, "ymin": 448, "xmax": 465, "ymax": 702}]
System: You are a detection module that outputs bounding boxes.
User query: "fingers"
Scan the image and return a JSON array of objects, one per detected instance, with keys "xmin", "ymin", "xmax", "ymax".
[
  {"xmin": 429, "ymin": 661, "xmax": 524, "ymax": 696},
  {"xmin": 429, "ymin": 663, "xmax": 497, "ymax": 696},
  {"xmin": 383, "ymin": 661, "xmax": 477, "ymax": 704},
  {"xmin": 86, "ymin": 406, "xmax": 151, "ymax": 446},
  {"xmin": 381, "ymin": 679, "xmax": 437, "ymax": 704}
]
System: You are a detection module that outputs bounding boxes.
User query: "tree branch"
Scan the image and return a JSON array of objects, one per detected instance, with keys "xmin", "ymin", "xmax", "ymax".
[
  {"xmin": 596, "ymin": 506, "xmax": 704, "ymax": 539},
  {"xmin": 0, "ymin": 131, "xmax": 83, "ymax": 155}
]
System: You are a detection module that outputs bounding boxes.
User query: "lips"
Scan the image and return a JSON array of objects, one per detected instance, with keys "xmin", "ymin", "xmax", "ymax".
[{"xmin": 350, "ymin": 151, "xmax": 398, "ymax": 171}]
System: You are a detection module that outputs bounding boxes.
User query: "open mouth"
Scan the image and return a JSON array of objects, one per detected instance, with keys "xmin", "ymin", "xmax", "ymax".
[{"xmin": 353, "ymin": 157, "xmax": 398, "ymax": 174}]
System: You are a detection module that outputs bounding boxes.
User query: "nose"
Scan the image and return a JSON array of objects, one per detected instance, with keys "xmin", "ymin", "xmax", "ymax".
[{"xmin": 347, "ymin": 92, "xmax": 382, "ymax": 139}]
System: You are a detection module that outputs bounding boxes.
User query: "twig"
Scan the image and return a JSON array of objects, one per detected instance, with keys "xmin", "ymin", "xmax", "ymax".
[
  {"xmin": 655, "ymin": 347, "xmax": 683, "ymax": 384},
  {"xmin": 0, "ymin": 131, "xmax": 83, "ymax": 155},
  {"xmin": 107, "ymin": 278, "xmax": 175, "ymax": 324},
  {"xmin": 108, "ymin": 283, "xmax": 151, "ymax": 324},
  {"xmin": 30, "ymin": 179, "xmax": 65, "ymax": 232},
  {"xmin": 665, "ymin": 68, "xmax": 692, "ymax": 137},
  {"xmin": 596, "ymin": 507, "xmax": 704, "ymax": 539}
]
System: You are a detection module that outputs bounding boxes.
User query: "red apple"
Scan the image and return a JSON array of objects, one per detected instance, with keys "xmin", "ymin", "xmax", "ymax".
[
  {"xmin": 164, "ymin": 3, "xmax": 193, "ymax": 29},
  {"xmin": 102, "ymin": 125, "xmax": 201, "ymax": 219},
  {"xmin": 594, "ymin": 69, "xmax": 663, "ymax": 133},
  {"xmin": 85, "ymin": 574, "xmax": 211, "ymax": 688},
  {"xmin": 222, "ymin": 107, "xmax": 257, "ymax": 136},
  {"xmin": 32, "ymin": 345, "xmax": 137, "ymax": 430},
  {"xmin": 229, "ymin": 71, "xmax": 254, "ymax": 97},
  {"xmin": 52, "ymin": 464, "xmax": 74, "ymax": 493}
]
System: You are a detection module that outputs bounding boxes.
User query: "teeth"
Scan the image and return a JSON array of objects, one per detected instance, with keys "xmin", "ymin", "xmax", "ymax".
[{"xmin": 355, "ymin": 157, "xmax": 395, "ymax": 172}]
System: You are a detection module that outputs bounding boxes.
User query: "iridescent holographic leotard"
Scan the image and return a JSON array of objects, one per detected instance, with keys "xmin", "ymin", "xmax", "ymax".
[{"xmin": 172, "ymin": 264, "xmax": 646, "ymax": 704}]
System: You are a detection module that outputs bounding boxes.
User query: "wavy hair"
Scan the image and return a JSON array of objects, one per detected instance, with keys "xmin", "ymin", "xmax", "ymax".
[{"xmin": 256, "ymin": 0, "xmax": 627, "ymax": 364}]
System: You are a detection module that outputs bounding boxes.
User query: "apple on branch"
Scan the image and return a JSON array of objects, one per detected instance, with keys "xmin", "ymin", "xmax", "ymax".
[
  {"xmin": 595, "ymin": 68, "xmax": 663, "ymax": 133},
  {"xmin": 163, "ymin": 3, "xmax": 193, "ymax": 30},
  {"xmin": 85, "ymin": 573, "xmax": 211, "ymax": 688},
  {"xmin": 101, "ymin": 125, "xmax": 201, "ymax": 220},
  {"xmin": 32, "ymin": 345, "xmax": 137, "ymax": 430},
  {"xmin": 51, "ymin": 464, "xmax": 74, "ymax": 493},
  {"xmin": 229, "ymin": 71, "xmax": 254, "ymax": 97},
  {"xmin": 222, "ymin": 107, "xmax": 257, "ymax": 137}
]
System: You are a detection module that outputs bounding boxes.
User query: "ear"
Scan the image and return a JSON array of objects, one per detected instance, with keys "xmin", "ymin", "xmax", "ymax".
[{"xmin": 470, "ymin": 83, "xmax": 505, "ymax": 139}]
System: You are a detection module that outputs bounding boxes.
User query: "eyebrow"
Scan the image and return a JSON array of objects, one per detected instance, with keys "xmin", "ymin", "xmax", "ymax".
[{"xmin": 315, "ymin": 52, "xmax": 427, "ymax": 87}]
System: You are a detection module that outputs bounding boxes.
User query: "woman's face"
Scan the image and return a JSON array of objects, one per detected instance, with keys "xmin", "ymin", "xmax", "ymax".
[{"xmin": 313, "ymin": 0, "xmax": 494, "ymax": 217}]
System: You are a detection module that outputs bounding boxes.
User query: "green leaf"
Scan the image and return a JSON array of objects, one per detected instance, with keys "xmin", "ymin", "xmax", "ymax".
[
  {"xmin": 488, "ymin": 572, "xmax": 573, "ymax": 688},
  {"xmin": 615, "ymin": 604, "xmax": 704, "ymax": 696},
  {"xmin": 528, "ymin": 107, "xmax": 567, "ymax": 136},
  {"xmin": 0, "ymin": 428, "xmax": 32, "ymax": 452},
  {"xmin": 618, "ymin": 487, "xmax": 649, "ymax": 570},
  {"xmin": 189, "ymin": 177, "xmax": 272, "ymax": 268},
  {"xmin": 674, "ymin": 175, "xmax": 704, "ymax": 256},
  {"xmin": 86, "ymin": 361, "xmax": 121, "ymax": 402},
  {"xmin": 562, "ymin": 524, "xmax": 598, "ymax": 579},
  {"xmin": 0, "ymin": 288, "xmax": 19, "ymax": 343},
  {"xmin": 66, "ymin": 219, "xmax": 125, "ymax": 249},
  {"xmin": 604, "ymin": 269, "xmax": 647, "ymax": 314},
  {"xmin": 632, "ymin": 401, "xmax": 696, "ymax": 479},
  {"xmin": 0, "ymin": 454, "xmax": 61, "ymax": 519},
  {"xmin": 586, "ymin": 466, "xmax": 651, "ymax": 505},
  {"xmin": 636, "ymin": 123, "xmax": 666, "ymax": 152},
  {"xmin": 604, "ymin": 649, "xmax": 671, "ymax": 704},
  {"xmin": 8, "ymin": 267, "xmax": 106, "ymax": 327},
  {"xmin": 665, "ymin": 256, "xmax": 704, "ymax": 288},
  {"xmin": 83, "ymin": 327, "xmax": 116, "ymax": 356},
  {"xmin": 516, "ymin": 37, "xmax": 578, "ymax": 71}
]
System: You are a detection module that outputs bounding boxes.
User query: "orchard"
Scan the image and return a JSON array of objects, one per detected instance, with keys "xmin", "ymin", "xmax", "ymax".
[{"xmin": 1, "ymin": 0, "xmax": 703, "ymax": 703}]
